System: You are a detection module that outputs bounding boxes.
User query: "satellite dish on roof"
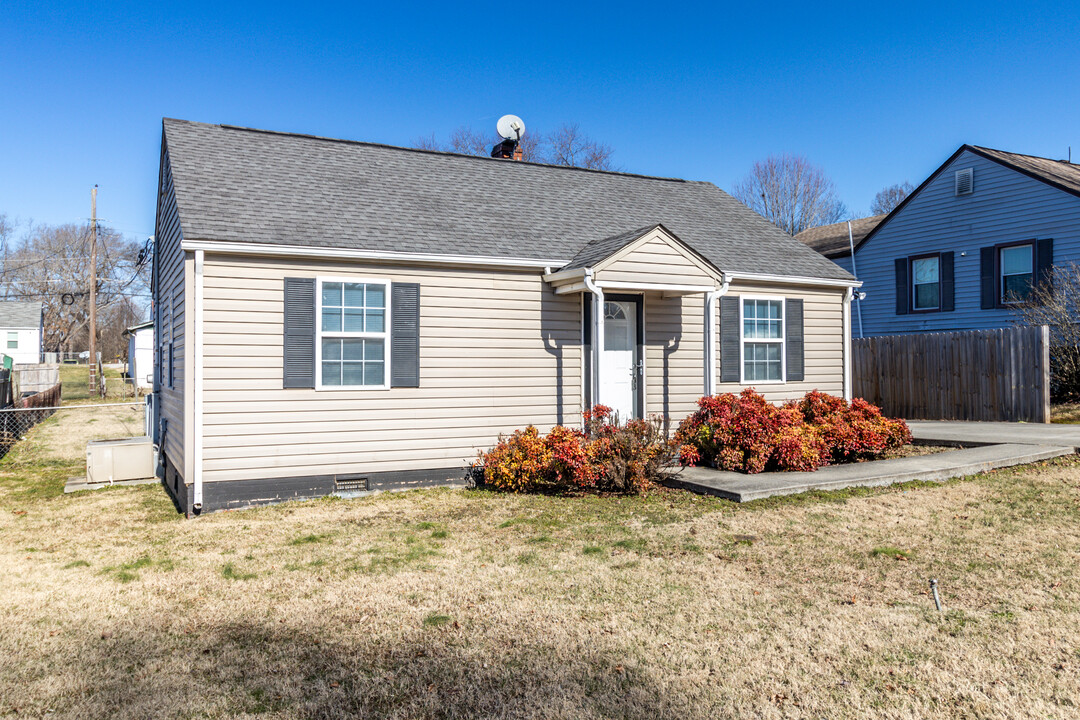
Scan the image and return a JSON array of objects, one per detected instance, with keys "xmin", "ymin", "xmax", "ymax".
[{"xmin": 497, "ymin": 114, "xmax": 525, "ymax": 141}]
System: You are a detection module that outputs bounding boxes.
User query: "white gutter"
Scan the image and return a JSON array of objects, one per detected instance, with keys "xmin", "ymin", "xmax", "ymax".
[
  {"xmin": 192, "ymin": 249, "xmax": 204, "ymax": 512},
  {"xmin": 595, "ymin": 280, "xmax": 718, "ymax": 294},
  {"xmin": 703, "ymin": 275, "xmax": 731, "ymax": 396},
  {"xmin": 842, "ymin": 286, "xmax": 853, "ymax": 401},
  {"xmin": 182, "ymin": 239, "xmax": 566, "ymax": 270},
  {"xmin": 582, "ymin": 269, "xmax": 604, "ymax": 410},
  {"xmin": 724, "ymin": 271, "xmax": 862, "ymax": 289}
]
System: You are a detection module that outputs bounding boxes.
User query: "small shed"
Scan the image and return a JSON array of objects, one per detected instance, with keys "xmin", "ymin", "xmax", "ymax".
[{"xmin": 123, "ymin": 320, "xmax": 155, "ymax": 389}]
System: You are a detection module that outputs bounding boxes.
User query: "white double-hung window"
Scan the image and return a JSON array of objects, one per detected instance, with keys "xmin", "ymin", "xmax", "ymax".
[
  {"xmin": 741, "ymin": 298, "xmax": 785, "ymax": 383},
  {"xmin": 317, "ymin": 278, "xmax": 390, "ymax": 389}
]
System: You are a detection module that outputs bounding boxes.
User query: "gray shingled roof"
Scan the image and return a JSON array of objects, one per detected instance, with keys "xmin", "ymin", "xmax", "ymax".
[
  {"xmin": 969, "ymin": 146, "xmax": 1080, "ymax": 197},
  {"xmin": 162, "ymin": 119, "xmax": 853, "ymax": 281},
  {"xmin": 795, "ymin": 215, "xmax": 885, "ymax": 259},
  {"xmin": 0, "ymin": 302, "xmax": 41, "ymax": 329}
]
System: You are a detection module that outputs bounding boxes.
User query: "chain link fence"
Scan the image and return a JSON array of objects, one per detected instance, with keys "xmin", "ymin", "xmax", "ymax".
[{"xmin": 0, "ymin": 397, "xmax": 148, "ymax": 462}]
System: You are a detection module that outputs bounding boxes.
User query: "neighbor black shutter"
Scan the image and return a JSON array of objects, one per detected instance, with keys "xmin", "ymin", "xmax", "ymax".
[
  {"xmin": 720, "ymin": 295, "xmax": 740, "ymax": 383},
  {"xmin": 785, "ymin": 298, "xmax": 804, "ymax": 382},
  {"xmin": 1036, "ymin": 238, "xmax": 1054, "ymax": 297},
  {"xmin": 894, "ymin": 258, "xmax": 909, "ymax": 315},
  {"xmin": 390, "ymin": 282, "xmax": 420, "ymax": 388},
  {"xmin": 980, "ymin": 247, "xmax": 996, "ymax": 309},
  {"xmin": 283, "ymin": 277, "xmax": 315, "ymax": 388},
  {"xmin": 940, "ymin": 252, "xmax": 955, "ymax": 312}
]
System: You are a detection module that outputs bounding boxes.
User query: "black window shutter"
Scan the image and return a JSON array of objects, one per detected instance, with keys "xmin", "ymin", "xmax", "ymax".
[
  {"xmin": 894, "ymin": 258, "xmax": 909, "ymax": 315},
  {"xmin": 391, "ymin": 282, "xmax": 420, "ymax": 388},
  {"xmin": 283, "ymin": 277, "xmax": 315, "ymax": 389},
  {"xmin": 940, "ymin": 252, "xmax": 955, "ymax": 312},
  {"xmin": 1036, "ymin": 238, "xmax": 1054, "ymax": 296},
  {"xmin": 980, "ymin": 247, "xmax": 996, "ymax": 309},
  {"xmin": 786, "ymin": 299, "xmax": 804, "ymax": 382},
  {"xmin": 582, "ymin": 296, "xmax": 593, "ymax": 406},
  {"xmin": 720, "ymin": 295, "xmax": 740, "ymax": 384}
]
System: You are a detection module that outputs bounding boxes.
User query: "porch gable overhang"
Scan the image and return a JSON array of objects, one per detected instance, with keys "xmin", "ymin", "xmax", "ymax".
[{"xmin": 543, "ymin": 224, "xmax": 725, "ymax": 296}]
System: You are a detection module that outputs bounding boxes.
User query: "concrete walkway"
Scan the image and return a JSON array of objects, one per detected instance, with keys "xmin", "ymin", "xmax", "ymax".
[
  {"xmin": 664, "ymin": 420, "xmax": 1080, "ymax": 503},
  {"xmin": 908, "ymin": 420, "xmax": 1080, "ymax": 450}
]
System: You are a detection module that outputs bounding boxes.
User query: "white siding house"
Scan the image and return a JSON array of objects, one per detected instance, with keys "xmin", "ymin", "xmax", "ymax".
[
  {"xmin": 124, "ymin": 320, "xmax": 154, "ymax": 389},
  {"xmin": 0, "ymin": 302, "xmax": 43, "ymax": 366}
]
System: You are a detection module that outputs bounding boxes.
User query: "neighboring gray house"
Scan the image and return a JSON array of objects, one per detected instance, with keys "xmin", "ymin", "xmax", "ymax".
[
  {"xmin": 152, "ymin": 118, "xmax": 859, "ymax": 515},
  {"xmin": 795, "ymin": 214, "xmax": 885, "ymax": 277},
  {"xmin": 824, "ymin": 145, "xmax": 1077, "ymax": 337},
  {"xmin": 0, "ymin": 302, "xmax": 44, "ymax": 366}
]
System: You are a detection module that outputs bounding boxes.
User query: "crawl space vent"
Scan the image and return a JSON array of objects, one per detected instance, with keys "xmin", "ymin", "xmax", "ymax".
[
  {"xmin": 334, "ymin": 476, "xmax": 369, "ymax": 492},
  {"xmin": 955, "ymin": 167, "xmax": 974, "ymax": 196}
]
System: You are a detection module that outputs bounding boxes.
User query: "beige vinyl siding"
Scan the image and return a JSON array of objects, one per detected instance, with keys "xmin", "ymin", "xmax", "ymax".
[
  {"xmin": 200, "ymin": 255, "xmax": 581, "ymax": 482},
  {"xmin": 597, "ymin": 236, "xmax": 716, "ymax": 286},
  {"xmin": 645, "ymin": 282, "xmax": 846, "ymax": 421},
  {"xmin": 154, "ymin": 148, "xmax": 187, "ymax": 480}
]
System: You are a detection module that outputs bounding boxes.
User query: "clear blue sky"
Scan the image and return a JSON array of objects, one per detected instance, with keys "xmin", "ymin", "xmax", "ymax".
[{"xmin": 3, "ymin": 1, "xmax": 1079, "ymax": 242}]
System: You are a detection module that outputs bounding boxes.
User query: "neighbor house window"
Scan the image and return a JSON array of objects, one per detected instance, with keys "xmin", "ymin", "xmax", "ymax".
[
  {"xmin": 317, "ymin": 278, "xmax": 389, "ymax": 388},
  {"xmin": 999, "ymin": 243, "xmax": 1034, "ymax": 303},
  {"xmin": 741, "ymin": 298, "xmax": 784, "ymax": 382},
  {"xmin": 6, "ymin": 332, "xmax": 16, "ymax": 349},
  {"xmin": 911, "ymin": 254, "xmax": 940, "ymax": 311}
]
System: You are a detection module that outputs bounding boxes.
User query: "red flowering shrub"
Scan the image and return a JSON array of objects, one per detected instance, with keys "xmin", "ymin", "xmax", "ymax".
[
  {"xmin": 675, "ymin": 388, "xmax": 910, "ymax": 474},
  {"xmin": 475, "ymin": 407, "xmax": 675, "ymax": 494},
  {"xmin": 786, "ymin": 390, "xmax": 912, "ymax": 463}
]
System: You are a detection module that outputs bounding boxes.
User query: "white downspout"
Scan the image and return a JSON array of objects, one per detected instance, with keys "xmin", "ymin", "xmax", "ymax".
[
  {"xmin": 704, "ymin": 275, "xmax": 731, "ymax": 396},
  {"xmin": 847, "ymin": 221, "xmax": 864, "ymax": 339},
  {"xmin": 583, "ymin": 269, "xmax": 604, "ymax": 409},
  {"xmin": 192, "ymin": 249, "xmax": 204, "ymax": 512},
  {"xmin": 842, "ymin": 286, "xmax": 853, "ymax": 401}
]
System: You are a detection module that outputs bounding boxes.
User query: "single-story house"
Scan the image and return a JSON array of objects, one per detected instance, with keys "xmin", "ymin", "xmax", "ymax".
[
  {"xmin": 123, "ymin": 320, "xmax": 154, "ymax": 389},
  {"xmin": 152, "ymin": 118, "xmax": 860, "ymax": 515},
  {"xmin": 816, "ymin": 145, "xmax": 1079, "ymax": 337},
  {"xmin": 0, "ymin": 302, "xmax": 44, "ymax": 366}
]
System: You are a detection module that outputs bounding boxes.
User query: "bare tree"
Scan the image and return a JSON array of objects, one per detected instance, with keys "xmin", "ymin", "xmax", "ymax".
[
  {"xmin": 412, "ymin": 122, "xmax": 614, "ymax": 168},
  {"xmin": 448, "ymin": 127, "xmax": 494, "ymax": 156},
  {"xmin": 871, "ymin": 181, "xmax": 915, "ymax": 215},
  {"xmin": 731, "ymin": 155, "xmax": 847, "ymax": 236},
  {"xmin": 1012, "ymin": 263, "xmax": 1080, "ymax": 402},
  {"xmin": 546, "ymin": 123, "xmax": 615, "ymax": 170},
  {"xmin": 0, "ymin": 222, "xmax": 150, "ymax": 354},
  {"xmin": 412, "ymin": 133, "xmax": 443, "ymax": 151}
]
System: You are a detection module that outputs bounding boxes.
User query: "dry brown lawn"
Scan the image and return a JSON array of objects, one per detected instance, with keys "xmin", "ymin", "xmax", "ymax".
[{"xmin": 1, "ymin": 409, "xmax": 1079, "ymax": 718}]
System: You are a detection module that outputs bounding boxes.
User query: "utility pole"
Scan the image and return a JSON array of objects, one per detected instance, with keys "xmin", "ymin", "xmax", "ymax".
[{"xmin": 88, "ymin": 185, "xmax": 98, "ymax": 392}]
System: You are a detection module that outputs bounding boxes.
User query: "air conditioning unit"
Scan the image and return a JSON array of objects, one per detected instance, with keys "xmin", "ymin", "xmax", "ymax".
[{"xmin": 86, "ymin": 436, "xmax": 156, "ymax": 484}]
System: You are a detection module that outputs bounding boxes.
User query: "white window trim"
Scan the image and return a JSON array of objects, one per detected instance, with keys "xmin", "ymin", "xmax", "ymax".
[
  {"xmin": 7, "ymin": 331, "xmax": 18, "ymax": 349},
  {"xmin": 999, "ymin": 243, "xmax": 1034, "ymax": 305},
  {"xmin": 911, "ymin": 255, "xmax": 941, "ymax": 311},
  {"xmin": 739, "ymin": 295, "xmax": 786, "ymax": 385},
  {"xmin": 315, "ymin": 275, "xmax": 392, "ymax": 391}
]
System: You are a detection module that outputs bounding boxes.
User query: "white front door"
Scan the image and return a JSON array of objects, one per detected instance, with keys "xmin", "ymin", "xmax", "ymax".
[{"xmin": 600, "ymin": 300, "xmax": 638, "ymax": 422}]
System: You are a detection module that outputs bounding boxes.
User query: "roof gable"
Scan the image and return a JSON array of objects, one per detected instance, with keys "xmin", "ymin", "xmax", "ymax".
[
  {"xmin": 591, "ymin": 225, "xmax": 722, "ymax": 282},
  {"xmin": 161, "ymin": 119, "xmax": 853, "ymax": 282},
  {"xmin": 856, "ymin": 144, "xmax": 1080, "ymax": 254},
  {"xmin": 0, "ymin": 302, "xmax": 42, "ymax": 329}
]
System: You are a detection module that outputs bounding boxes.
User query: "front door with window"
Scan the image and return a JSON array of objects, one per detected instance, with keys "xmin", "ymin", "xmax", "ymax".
[{"xmin": 600, "ymin": 299, "xmax": 640, "ymax": 421}]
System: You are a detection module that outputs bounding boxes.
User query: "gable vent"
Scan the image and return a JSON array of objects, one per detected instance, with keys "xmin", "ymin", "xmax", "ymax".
[{"xmin": 955, "ymin": 167, "xmax": 974, "ymax": 196}]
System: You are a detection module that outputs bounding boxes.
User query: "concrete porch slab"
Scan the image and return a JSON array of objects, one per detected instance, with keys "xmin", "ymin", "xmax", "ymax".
[{"xmin": 663, "ymin": 443, "xmax": 1075, "ymax": 503}]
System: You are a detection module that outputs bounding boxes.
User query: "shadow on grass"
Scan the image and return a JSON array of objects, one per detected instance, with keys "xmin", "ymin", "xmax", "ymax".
[{"xmin": 15, "ymin": 619, "xmax": 674, "ymax": 720}]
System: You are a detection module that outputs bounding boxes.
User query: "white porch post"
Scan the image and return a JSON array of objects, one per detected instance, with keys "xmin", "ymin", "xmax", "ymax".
[
  {"xmin": 583, "ymin": 270, "xmax": 604, "ymax": 409},
  {"xmin": 704, "ymin": 280, "xmax": 730, "ymax": 397}
]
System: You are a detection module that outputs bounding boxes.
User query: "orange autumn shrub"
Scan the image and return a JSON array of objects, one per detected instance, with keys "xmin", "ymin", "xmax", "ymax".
[
  {"xmin": 475, "ymin": 406, "xmax": 675, "ymax": 494},
  {"xmin": 674, "ymin": 388, "xmax": 910, "ymax": 474}
]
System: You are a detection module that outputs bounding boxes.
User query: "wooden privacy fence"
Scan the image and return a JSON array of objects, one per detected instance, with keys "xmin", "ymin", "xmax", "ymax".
[{"xmin": 853, "ymin": 326, "xmax": 1051, "ymax": 423}]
